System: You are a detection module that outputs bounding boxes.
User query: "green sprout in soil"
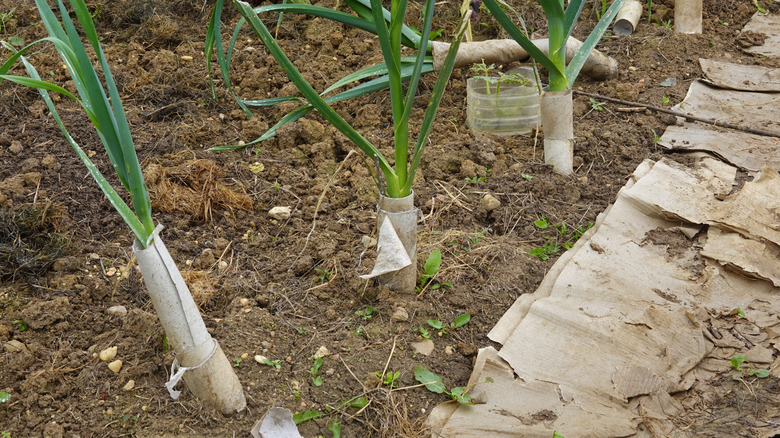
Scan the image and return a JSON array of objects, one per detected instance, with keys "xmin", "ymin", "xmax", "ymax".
[
  {"xmin": 328, "ymin": 417, "xmax": 341, "ymax": 438},
  {"xmin": 530, "ymin": 217, "xmax": 593, "ymax": 261},
  {"xmin": 651, "ymin": 129, "xmax": 662, "ymax": 142},
  {"xmin": 233, "ymin": 357, "xmax": 243, "ymax": 367},
  {"xmin": 418, "ymin": 249, "xmax": 453, "ymax": 293},
  {"xmin": 376, "ymin": 370, "xmax": 401, "ymax": 388},
  {"xmin": 314, "ymin": 266, "xmax": 332, "ymax": 282},
  {"xmin": 259, "ymin": 357, "xmax": 283, "ymax": 369},
  {"xmin": 589, "ymin": 97, "xmax": 606, "ymax": 111},
  {"xmin": 293, "ymin": 409, "xmax": 324, "ymax": 425},
  {"xmin": 355, "ymin": 306, "xmax": 374, "ymax": 320},
  {"xmin": 0, "ymin": 391, "xmax": 10, "ymax": 404},
  {"xmin": 12, "ymin": 319, "xmax": 27, "ymax": 331},
  {"xmin": 465, "ymin": 175, "xmax": 487, "ymax": 184},
  {"xmin": 0, "ymin": 7, "xmax": 14, "ymax": 33},
  {"xmin": 731, "ymin": 355, "xmax": 770, "ymax": 381},
  {"xmin": 662, "ymin": 96, "xmax": 670, "ymax": 105},
  {"xmin": 311, "ymin": 357, "xmax": 324, "ymax": 386},
  {"xmin": 427, "ymin": 313, "xmax": 471, "ymax": 336},
  {"xmin": 418, "ymin": 326, "xmax": 431, "ymax": 339},
  {"xmin": 414, "ymin": 366, "xmax": 493, "ymax": 404}
]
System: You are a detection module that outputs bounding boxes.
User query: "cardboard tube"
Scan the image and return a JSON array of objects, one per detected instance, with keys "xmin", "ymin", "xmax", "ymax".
[
  {"xmin": 134, "ymin": 226, "xmax": 246, "ymax": 414},
  {"xmin": 540, "ymin": 89, "xmax": 574, "ymax": 176},
  {"xmin": 614, "ymin": 0, "xmax": 643, "ymax": 35},
  {"xmin": 432, "ymin": 37, "xmax": 618, "ymax": 80},
  {"xmin": 674, "ymin": 0, "xmax": 702, "ymax": 34},
  {"xmin": 376, "ymin": 192, "xmax": 417, "ymax": 293}
]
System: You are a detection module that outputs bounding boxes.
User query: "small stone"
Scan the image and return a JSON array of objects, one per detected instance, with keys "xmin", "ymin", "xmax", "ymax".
[
  {"xmin": 218, "ymin": 261, "xmax": 228, "ymax": 269},
  {"xmin": 325, "ymin": 368, "xmax": 335, "ymax": 376},
  {"xmin": 261, "ymin": 341, "xmax": 272, "ymax": 349},
  {"xmin": 180, "ymin": 55, "xmax": 193, "ymax": 61},
  {"xmin": 411, "ymin": 339, "xmax": 435, "ymax": 356},
  {"xmin": 99, "ymin": 346, "xmax": 117, "ymax": 362},
  {"xmin": 108, "ymin": 360, "xmax": 123, "ymax": 373},
  {"xmin": 123, "ymin": 380, "xmax": 135, "ymax": 391},
  {"xmin": 4, "ymin": 339, "xmax": 27, "ymax": 353},
  {"xmin": 480, "ymin": 194, "xmax": 501, "ymax": 212},
  {"xmin": 254, "ymin": 354, "xmax": 268, "ymax": 364},
  {"xmin": 89, "ymin": 253, "xmax": 100, "ymax": 260},
  {"xmin": 9, "ymin": 140, "xmax": 23, "ymax": 154},
  {"xmin": 105, "ymin": 267, "xmax": 117, "ymax": 277},
  {"xmin": 241, "ymin": 352, "xmax": 249, "ymax": 360},
  {"xmin": 268, "ymin": 206, "xmax": 291, "ymax": 220},
  {"xmin": 105, "ymin": 408, "xmax": 114, "ymax": 415},
  {"xmin": 628, "ymin": 66, "xmax": 637, "ymax": 71},
  {"xmin": 391, "ymin": 307, "xmax": 409, "ymax": 322},
  {"xmin": 444, "ymin": 346, "xmax": 454, "ymax": 355},
  {"xmin": 106, "ymin": 305, "xmax": 127, "ymax": 316},
  {"xmin": 240, "ymin": 298, "xmax": 250, "ymax": 307},
  {"xmin": 313, "ymin": 346, "xmax": 330, "ymax": 359}
]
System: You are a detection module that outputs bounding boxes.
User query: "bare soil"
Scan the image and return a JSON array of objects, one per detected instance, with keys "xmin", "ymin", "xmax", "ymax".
[{"xmin": 1, "ymin": 0, "xmax": 778, "ymax": 436}]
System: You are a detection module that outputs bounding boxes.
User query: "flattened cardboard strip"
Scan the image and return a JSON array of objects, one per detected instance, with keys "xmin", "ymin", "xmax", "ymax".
[
  {"xmin": 741, "ymin": 12, "xmax": 780, "ymax": 58},
  {"xmin": 657, "ymin": 123, "xmax": 780, "ymax": 172},
  {"xmin": 676, "ymin": 81, "xmax": 780, "ymax": 135},
  {"xmin": 700, "ymin": 59, "xmax": 780, "ymax": 92}
]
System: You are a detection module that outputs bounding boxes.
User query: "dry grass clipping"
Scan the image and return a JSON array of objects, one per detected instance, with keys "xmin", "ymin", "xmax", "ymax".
[{"xmin": 145, "ymin": 159, "xmax": 252, "ymax": 222}]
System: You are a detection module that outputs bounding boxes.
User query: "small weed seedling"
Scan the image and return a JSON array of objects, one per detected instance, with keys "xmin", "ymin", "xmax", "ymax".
[
  {"xmin": 651, "ymin": 129, "xmax": 662, "ymax": 142},
  {"xmin": 314, "ymin": 266, "xmax": 332, "ymax": 282},
  {"xmin": 311, "ymin": 357, "xmax": 324, "ymax": 386},
  {"xmin": 293, "ymin": 409, "xmax": 324, "ymax": 425},
  {"xmin": 0, "ymin": 391, "xmax": 10, "ymax": 407},
  {"xmin": 0, "ymin": 8, "xmax": 14, "ymax": 33},
  {"xmin": 414, "ymin": 366, "xmax": 493, "ymax": 404},
  {"xmin": 470, "ymin": 62, "xmax": 531, "ymax": 95},
  {"xmin": 355, "ymin": 306, "xmax": 374, "ymax": 320},
  {"xmin": 731, "ymin": 355, "xmax": 770, "ymax": 381},
  {"xmin": 589, "ymin": 97, "xmax": 606, "ymax": 111},
  {"xmin": 233, "ymin": 357, "xmax": 243, "ymax": 367},
  {"xmin": 12, "ymin": 319, "xmax": 27, "ymax": 331},
  {"xmin": 530, "ymin": 217, "xmax": 593, "ymax": 260},
  {"xmin": 755, "ymin": 0, "xmax": 768, "ymax": 13},
  {"xmin": 418, "ymin": 326, "xmax": 431, "ymax": 339},
  {"xmin": 662, "ymin": 96, "xmax": 670, "ymax": 105},
  {"xmin": 328, "ymin": 417, "xmax": 341, "ymax": 437},
  {"xmin": 418, "ymin": 250, "xmax": 453, "ymax": 292},
  {"xmin": 259, "ymin": 357, "xmax": 283, "ymax": 369},
  {"xmin": 376, "ymin": 370, "xmax": 401, "ymax": 388},
  {"xmin": 465, "ymin": 175, "xmax": 487, "ymax": 184},
  {"xmin": 427, "ymin": 313, "xmax": 471, "ymax": 336}
]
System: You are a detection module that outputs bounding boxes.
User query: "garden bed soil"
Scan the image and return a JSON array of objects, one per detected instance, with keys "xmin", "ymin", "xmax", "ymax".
[{"xmin": 1, "ymin": 0, "xmax": 778, "ymax": 436}]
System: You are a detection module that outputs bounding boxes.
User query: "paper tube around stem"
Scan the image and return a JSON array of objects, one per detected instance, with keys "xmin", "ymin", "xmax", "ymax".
[
  {"xmin": 376, "ymin": 192, "xmax": 417, "ymax": 294},
  {"xmin": 540, "ymin": 89, "xmax": 574, "ymax": 176},
  {"xmin": 674, "ymin": 0, "xmax": 702, "ymax": 34},
  {"xmin": 133, "ymin": 226, "xmax": 246, "ymax": 414}
]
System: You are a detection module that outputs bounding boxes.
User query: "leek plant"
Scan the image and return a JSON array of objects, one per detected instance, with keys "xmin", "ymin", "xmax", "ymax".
[
  {"xmin": 481, "ymin": 0, "xmax": 626, "ymax": 175},
  {"xmin": 0, "ymin": 0, "xmax": 245, "ymax": 414},
  {"xmin": 230, "ymin": 0, "xmax": 468, "ymax": 292},
  {"xmin": 205, "ymin": 0, "xmax": 435, "ymax": 150}
]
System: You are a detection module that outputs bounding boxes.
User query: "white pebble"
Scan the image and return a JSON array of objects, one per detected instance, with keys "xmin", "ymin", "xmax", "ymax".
[
  {"xmin": 106, "ymin": 305, "xmax": 127, "ymax": 316},
  {"xmin": 99, "ymin": 346, "xmax": 117, "ymax": 362},
  {"xmin": 108, "ymin": 360, "xmax": 123, "ymax": 373},
  {"xmin": 268, "ymin": 206, "xmax": 291, "ymax": 220}
]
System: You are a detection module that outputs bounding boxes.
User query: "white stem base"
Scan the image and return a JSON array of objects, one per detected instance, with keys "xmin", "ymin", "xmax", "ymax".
[
  {"xmin": 134, "ymin": 226, "xmax": 246, "ymax": 414},
  {"xmin": 377, "ymin": 193, "xmax": 417, "ymax": 294},
  {"xmin": 540, "ymin": 89, "xmax": 574, "ymax": 176}
]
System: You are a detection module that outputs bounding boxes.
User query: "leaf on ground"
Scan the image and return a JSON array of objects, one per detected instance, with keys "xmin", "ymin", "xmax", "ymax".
[{"xmin": 414, "ymin": 366, "xmax": 446, "ymax": 394}]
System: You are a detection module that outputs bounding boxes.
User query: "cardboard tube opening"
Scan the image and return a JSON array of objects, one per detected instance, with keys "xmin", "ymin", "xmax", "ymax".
[
  {"xmin": 540, "ymin": 89, "xmax": 574, "ymax": 176},
  {"xmin": 614, "ymin": 0, "xmax": 643, "ymax": 35},
  {"xmin": 674, "ymin": 0, "xmax": 702, "ymax": 34}
]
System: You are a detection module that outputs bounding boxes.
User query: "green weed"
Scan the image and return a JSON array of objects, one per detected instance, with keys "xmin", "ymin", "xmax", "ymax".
[
  {"xmin": 731, "ymin": 355, "xmax": 770, "ymax": 381},
  {"xmin": 311, "ymin": 357, "xmax": 324, "ymax": 386},
  {"xmin": 414, "ymin": 366, "xmax": 492, "ymax": 404},
  {"xmin": 530, "ymin": 218, "xmax": 593, "ymax": 260}
]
